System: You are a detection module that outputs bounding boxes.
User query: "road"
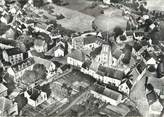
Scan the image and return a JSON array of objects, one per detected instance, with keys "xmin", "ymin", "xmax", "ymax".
[{"xmin": 130, "ymin": 75, "xmax": 149, "ymax": 117}]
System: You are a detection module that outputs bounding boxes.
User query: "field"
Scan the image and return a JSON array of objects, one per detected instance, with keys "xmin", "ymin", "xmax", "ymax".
[{"xmin": 146, "ymin": 0, "xmax": 164, "ymax": 11}]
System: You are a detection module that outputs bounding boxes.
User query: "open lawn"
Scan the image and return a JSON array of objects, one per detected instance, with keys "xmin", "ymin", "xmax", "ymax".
[{"xmin": 49, "ymin": 4, "xmax": 95, "ymax": 32}]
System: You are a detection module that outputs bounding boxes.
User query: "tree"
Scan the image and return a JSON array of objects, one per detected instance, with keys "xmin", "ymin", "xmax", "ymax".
[
  {"xmin": 52, "ymin": 0, "xmax": 61, "ymax": 5},
  {"xmin": 40, "ymin": 83, "xmax": 51, "ymax": 97},
  {"xmin": 16, "ymin": 41, "xmax": 26, "ymax": 52},
  {"xmin": 146, "ymin": 83, "xmax": 154, "ymax": 91},
  {"xmin": 15, "ymin": 94, "xmax": 28, "ymax": 114},
  {"xmin": 0, "ymin": 23, "xmax": 10, "ymax": 35},
  {"xmin": 17, "ymin": 0, "xmax": 28, "ymax": 8},
  {"xmin": 33, "ymin": 0, "xmax": 44, "ymax": 7},
  {"xmin": 21, "ymin": 70, "xmax": 39, "ymax": 86},
  {"xmin": 113, "ymin": 27, "xmax": 123, "ymax": 39},
  {"xmin": 33, "ymin": 64, "xmax": 47, "ymax": 80}
]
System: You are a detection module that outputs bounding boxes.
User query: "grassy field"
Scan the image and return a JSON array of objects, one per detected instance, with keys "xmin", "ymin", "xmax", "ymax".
[
  {"xmin": 146, "ymin": 0, "xmax": 164, "ymax": 11},
  {"xmin": 49, "ymin": 4, "xmax": 95, "ymax": 32}
]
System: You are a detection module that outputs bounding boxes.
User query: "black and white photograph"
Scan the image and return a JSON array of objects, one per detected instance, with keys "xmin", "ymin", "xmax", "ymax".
[{"xmin": 0, "ymin": 0, "xmax": 164, "ymax": 116}]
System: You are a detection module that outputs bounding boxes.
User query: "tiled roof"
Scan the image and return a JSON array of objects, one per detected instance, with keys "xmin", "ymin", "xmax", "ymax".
[
  {"xmin": 82, "ymin": 60, "xmax": 92, "ymax": 69},
  {"xmin": 0, "ymin": 38, "xmax": 17, "ymax": 47},
  {"xmin": 103, "ymin": 87, "xmax": 122, "ymax": 100},
  {"xmin": 0, "ymin": 83, "xmax": 7, "ymax": 93},
  {"xmin": 0, "ymin": 22, "xmax": 10, "ymax": 35},
  {"xmin": 89, "ymin": 60, "xmax": 100, "ymax": 72},
  {"xmin": 83, "ymin": 35, "xmax": 102, "ymax": 45},
  {"xmin": 33, "ymin": 56, "xmax": 54, "ymax": 69},
  {"xmin": 94, "ymin": 83, "xmax": 122, "ymax": 101},
  {"xmin": 27, "ymin": 88, "xmax": 41, "ymax": 101},
  {"xmin": 11, "ymin": 57, "xmax": 35, "ymax": 73},
  {"xmin": 4, "ymin": 48, "xmax": 22, "ymax": 56},
  {"xmin": 146, "ymin": 90, "xmax": 158, "ymax": 105},
  {"xmin": 125, "ymin": 31, "xmax": 133, "ymax": 36},
  {"xmin": 134, "ymin": 31, "xmax": 144, "ymax": 37},
  {"xmin": 97, "ymin": 65, "xmax": 124, "ymax": 80},
  {"xmin": 0, "ymin": 97, "xmax": 13, "ymax": 113},
  {"xmin": 67, "ymin": 49, "xmax": 85, "ymax": 62}
]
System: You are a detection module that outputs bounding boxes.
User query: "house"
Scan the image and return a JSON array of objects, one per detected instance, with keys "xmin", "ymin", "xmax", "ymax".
[
  {"xmin": 67, "ymin": 49, "xmax": 86, "ymax": 67},
  {"xmin": 34, "ymin": 22, "xmax": 50, "ymax": 34},
  {"xmin": 34, "ymin": 39, "xmax": 48, "ymax": 53},
  {"xmin": 133, "ymin": 31, "xmax": 144, "ymax": 40},
  {"xmin": 91, "ymin": 83, "xmax": 122, "ymax": 106},
  {"xmin": 72, "ymin": 36, "xmax": 84, "ymax": 50},
  {"xmin": 72, "ymin": 35, "xmax": 102, "ymax": 51},
  {"xmin": 0, "ymin": 38, "xmax": 17, "ymax": 49},
  {"xmin": 54, "ymin": 44, "xmax": 65, "ymax": 57},
  {"xmin": 0, "ymin": 97, "xmax": 18, "ymax": 116},
  {"xmin": 33, "ymin": 56, "xmax": 56, "ymax": 78},
  {"xmin": 96, "ymin": 65, "xmax": 125, "ymax": 87},
  {"xmin": 3, "ymin": 27, "xmax": 16, "ymax": 40},
  {"xmin": 24, "ymin": 88, "xmax": 47, "ymax": 107},
  {"xmin": 118, "ymin": 80, "xmax": 133, "ymax": 95},
  {"xmin": 45, "ymin": 43, "xmax": 65, "ymax": 57},
  {"xmin": 131, "ymin": 60, "xmax": 147, "ymax": 84},
  {"xmin": 123, "ymin": 31, "xmax": 134, "ymax": 41},
  {"xmin": 83, "ymin": 35, "xmax": 102, "ymax": 50},
  {"xmin": 57, "ymin": 64, "xmax": 71, "ymax": 74},
  {"xmin": 7, "ymin": 57, "xmax": 35, "ymax": 81},
  {"xmin": 81, "ymin": 60, "xmax": 92, "ymax": 75},
  {"xmin": 0, "ymin": 13, "xmax": 13, "ymax": 24},
  {"xmin": 2, "ymin": 48, "xmax": 29, "ymax": 65},
  {"xmin": 0, "ymin": 83, "xmax": 7, "ymax": 97}
]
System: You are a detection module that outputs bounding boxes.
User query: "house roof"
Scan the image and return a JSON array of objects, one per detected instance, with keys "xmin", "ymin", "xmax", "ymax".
[
  {"xmin": 82, "ymin": 60, "xmax": 92, "ymax": 69},
  {"xmin": 36, "ymin": 22, "xmax": 47, "ymax": 30},
  {"xmin": 52, "ymin": 61, "xmax": 62, "ymax": 68},
  {"xmin": 97, "ymin": 65, "xmax": 124, "ymax": 80},
  {"xmin": 94, "ymin": 83, "xmax": 122, "ymax": 101},
  {"xmin": 0, "ymin": 38, "xmax": 17, "ymax": 47},
  {"xmin": 33, "ymin": 56, "xmax": 54, "ymax": 69},
  {"xmin": 27, "ymin": 88, "xmax": 41, "ymax": 101},
  {"xmin": 136, "ymin": 60, "xmax": 146, "ymax": 74},
  {"xmin": 67, "ymin": 49, "xmax": 85, "ymax": 62},
  {"xmin": 112, "ymin": 47, "xmax": 123, "ymax": 59},
  {"xmin": 146, "ymin": 90, "xmax": 158, "ymax": 105},
  {"xmin": 11, "ymin": 57, "xmax": 35, "ymax": 73},
  {"xmin": 60, "ymin": 64, "xmax": 70, "ymax": 71},
  {"xmin": 125, "ymin": 31, "xmax": 133, "ymax": 37},
  {"xmin": 4, "ymin": 48, "xmax": 22, "ymax": 56},
  {"xmin": 126, "ymin": 80, "xmax": 133, "ymax": 89},
  {"xmin": 0, "ymin": 83, "xmax": 7, "ymax": 94},
  {"xmin": 134, "ymin": 31, "xmax": 144, "ymax": 37},
  {"xmin": 90, "ymin": 46, "xmax": 102, "ymax": 58},
  {"xmin": 83, "ymin": 35, "xmax": 102, "ymax": 45},
  {"xmin": 0, "ymin": 22, "xmax": 10, "ymax": 35},
  {"xmin": 103, "ymin": 87, "xmax": 122, "ymax": 100},
  {"xmin": 53, "ymin": 44, "xmax": 65, "ymax": 52},
  {"xmin": 141, "ymin": 50, "xmax": 151, "ymax": 61},
  {"xmin": 0, "ymin": 97, "xmax": 13, "ymax": 113}
]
